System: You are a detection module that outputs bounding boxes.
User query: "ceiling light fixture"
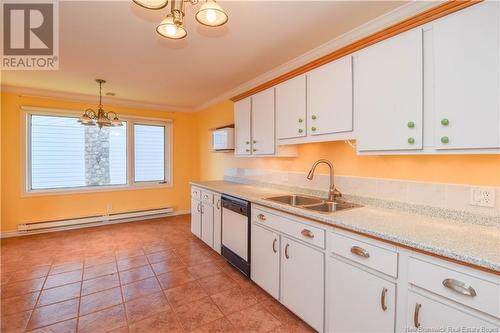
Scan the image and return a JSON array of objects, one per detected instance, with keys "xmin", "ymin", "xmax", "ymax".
[
  {"xmin": 79, "ymin": 79, "xmax": 123, "ymax": 128},
  {"xmin": 133, "ymin": 0, "xmax": 228, "ymax": 39}
]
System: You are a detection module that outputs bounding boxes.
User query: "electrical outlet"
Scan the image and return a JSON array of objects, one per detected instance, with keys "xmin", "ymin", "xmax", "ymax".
[{"xmin": 470, "ymin": 187, "xmax": 496, "ymax": 208}]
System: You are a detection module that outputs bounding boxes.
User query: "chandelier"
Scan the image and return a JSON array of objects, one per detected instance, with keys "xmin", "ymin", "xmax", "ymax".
[
  {"xmin": 133, "ymin": 0, "xmax": 228, "ymax": 39},
  {"xmin": 78, "ymin": 79, "xmax": 123, "ymax": 128}
]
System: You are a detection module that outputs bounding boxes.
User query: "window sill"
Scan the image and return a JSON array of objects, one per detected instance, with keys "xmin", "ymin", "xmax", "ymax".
[{"xmin": 22, "ymin": 183, "xmax": 173, "ymax": 197}]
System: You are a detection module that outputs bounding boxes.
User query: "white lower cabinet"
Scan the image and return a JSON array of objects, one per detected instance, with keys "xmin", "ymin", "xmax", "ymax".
[
  {"xmin": 213, "ymin": 194, "xmax": 222, "ymax": 254},
  {"xmin": 193, "ymin": 199, "xmax": 500, "ymax": 333},
  {"xmin": 200, "ymin": 202, "xmax": 213, "ymax": 247},
  {"xmin": 191, "ymin": 197, "xmax": 201, "ymax": 237},
  {"xmin": 281, "ymin": 236, "xmax": 324, "ymax": 332},
  {"xmin": 328, "ymin": 257, "xmax": 396, "ymax": 333},
  {"xmin": 251, "ymin": 223, "xmax": 280, "ymax": 299},
  {"xmin": 406, "ymin": 291, "xmax": 498, "ymax": 331},
  {"xmin": 191, "ymin": 186, "xmax": 221, "ymax": 253}
]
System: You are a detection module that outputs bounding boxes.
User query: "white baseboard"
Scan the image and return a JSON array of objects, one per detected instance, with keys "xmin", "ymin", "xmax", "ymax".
[{"xmin": 0, "ymin": 210, "xmax": 191, "ymax": 239}]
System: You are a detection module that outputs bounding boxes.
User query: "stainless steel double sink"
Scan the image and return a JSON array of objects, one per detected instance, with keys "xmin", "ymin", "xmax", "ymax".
[{"xmin": 265, "ymin": 194, "xmax": 361, "ymax": 214}]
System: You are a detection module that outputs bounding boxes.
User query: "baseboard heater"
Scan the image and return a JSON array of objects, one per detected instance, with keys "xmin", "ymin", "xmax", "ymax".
[{"xmin": 17, "ymin": 207, "xmax": 173, "ymax": 232}]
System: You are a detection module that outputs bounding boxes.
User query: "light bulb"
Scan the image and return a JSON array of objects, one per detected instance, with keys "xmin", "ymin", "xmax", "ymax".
[
  {"xmin": 166, "ymin": 24, "xmax": 177, "ymax": 36},
  {"xmin": 205, "ymin": 9, "xmax": 217, "ymax": 23}
]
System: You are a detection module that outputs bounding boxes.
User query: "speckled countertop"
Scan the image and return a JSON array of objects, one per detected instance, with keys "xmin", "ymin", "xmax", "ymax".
[{"xmin": 191, "ymin": 180, "xmax": 500, "ymax": 273}]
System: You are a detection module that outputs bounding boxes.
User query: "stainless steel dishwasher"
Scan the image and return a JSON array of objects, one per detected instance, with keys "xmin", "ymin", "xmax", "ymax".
[{"xmin": 221, "ymin": 195, "xmax": 250, "ymax": 277}]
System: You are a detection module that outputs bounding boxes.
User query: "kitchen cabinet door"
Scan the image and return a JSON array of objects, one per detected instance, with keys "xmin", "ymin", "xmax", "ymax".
[
  {"xmin": 329, "ymin": 257, "xmax": 396, "ymax": 333},
  {"xmin": 251, "ymin": 223, "xmax": 280, "ymax": 299},
  {"xmin": 213, "ymin": 194, "xmax": 222, "ymax": 254},
  {"xmin": 355, "ymin": 28, "xmax": 423, "ymax": 152},
  {"xmin": 308, "ymin": 56, "xmax": 353, "ymax": 136},
  {"xmin": 234, "ymin": 97, "xmax": 252, "ymax": 155},
  {"xmin": 281, "ymin": 236, "xmax": 324, "ymax": 332},
  {"xmin": 251, "ymin": 88, "xmax": 276, "ymax": 155},
  {"xmin": 276, "ymin": 75, "xmax": 307, "ymax": 140},
  {"xmin": 201, "ymin": 202, "xmax": 213, "ymax": 247},
  {"xmin": 407, "ymin": 291, "xmax": 497, "ymax": 331},
  {"xmin": 433, "ymin": 1, "xmax": 500, "ymax": 149},
  {"xmin": 191, "ymin": 198, "xmax": 201, "ymax": 238}
]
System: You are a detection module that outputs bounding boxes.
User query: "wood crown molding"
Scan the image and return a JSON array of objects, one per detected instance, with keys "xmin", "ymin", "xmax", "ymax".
[{"xmin": 230, "ymin": 0, "xmax": 480, "ymax": 102}]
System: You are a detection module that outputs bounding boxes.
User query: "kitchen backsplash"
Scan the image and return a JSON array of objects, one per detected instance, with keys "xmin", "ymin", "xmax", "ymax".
[{"xmin": 224, "ymin": 167, "xmax": 500, "ymax": 218}]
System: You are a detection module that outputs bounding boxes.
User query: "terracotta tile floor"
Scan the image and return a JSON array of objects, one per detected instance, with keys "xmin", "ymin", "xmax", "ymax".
[{"xmin": 1, "ymin": 215, "xmax": 315, "ymax": 333}]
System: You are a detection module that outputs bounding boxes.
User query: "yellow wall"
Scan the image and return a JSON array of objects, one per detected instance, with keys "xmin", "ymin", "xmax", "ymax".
[
  {"xmin": 196, "ymin": 100, "xmax": 500, "ymax": 186},
  {"xmin": 2, "ymin": 93, "xmax": 499, "ymax": 233},
  {"xmin": 1, "ymin": 92, "xmax": 199, "ymax": 232}
]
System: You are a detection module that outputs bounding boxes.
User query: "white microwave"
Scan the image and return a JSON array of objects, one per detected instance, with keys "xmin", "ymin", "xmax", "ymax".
[{"xmin": 212, "ymin": 128, "xmax": 235, "ymax": 151}]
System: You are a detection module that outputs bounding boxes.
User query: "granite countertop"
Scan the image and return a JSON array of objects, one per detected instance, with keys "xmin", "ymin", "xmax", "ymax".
[{"xmin": 190, "ymin": 180, "xmax": 500, "ymax": 273}]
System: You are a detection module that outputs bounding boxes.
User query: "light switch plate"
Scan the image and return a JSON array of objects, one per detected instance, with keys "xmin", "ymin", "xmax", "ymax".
[{"xmin": 470, "ymin": 187, "xmax": 496, "ymax": 208}]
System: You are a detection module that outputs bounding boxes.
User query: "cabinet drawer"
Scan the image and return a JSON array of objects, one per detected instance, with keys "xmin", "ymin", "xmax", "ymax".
[
  {"xmin": 191, "ymin": 186, "xmax": 201, "ymax": 199},
  {"xmin": 253, "ymin": 207, "xmax": 325, "ymax": 249},
  {"xmin": 408, "ymin": 257, "xmax": 500, "ymax": 318},
  {"xmin": 330, "ymin": 232, "xmax": 398, "ymax": 277},
  {"xmin": 201, "ymin": 191, "xmax": 214, "ymax": 205}
]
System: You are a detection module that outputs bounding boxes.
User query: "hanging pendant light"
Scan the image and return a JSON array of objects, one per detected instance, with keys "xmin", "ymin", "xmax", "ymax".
[
  {"xmin": 195, "ymin": 0, "xmax": 228, "ymax": 27},
  {"xmin": 133, "ymin": 0, "xmax": 228, "ymax": 39},
  {"xmin": 156, "ymin": 13, "xmax": 187, "ymax": 39},
  {"xmin": 78, "ymin": 79, "xmax": 123, "ymax": 128},
  {"xmin": 132, "ymin": 0, "xmax": 168, "ymax": 10}
]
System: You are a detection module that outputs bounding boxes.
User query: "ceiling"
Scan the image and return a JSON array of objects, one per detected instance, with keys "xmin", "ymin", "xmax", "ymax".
[{"xmin": 2, "ymin": 1, "xmax": 408, "ymax": 111}]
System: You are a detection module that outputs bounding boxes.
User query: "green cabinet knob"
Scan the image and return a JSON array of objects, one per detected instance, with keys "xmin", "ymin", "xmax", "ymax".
[
  {"xmin": 298, "ymin": 118, "xmax": 303, "ymax": 123},
  {"xmin": 298, "ymin": 129, "xmax": 303, "ymax": 133},
  {"xmin": 441, "ymin": 136, "xmax": 449, "ymax": 144},
  {"xmin": 407, "ymin": 121, "xmax": 415, "ymax": 128},
  {"xmin": 311, "ymin": 115, "xmax": 317, "ymax": 120},
  {"xmin": 311, "ymin": 127, "xmax": 317, "ymax": 131},
  {"xmin": 408, "ymin": 137, "xmax": 415, "ymax": 144},
  {"xmin": 441, "ymin": 118, "xmax": 449, "ymax": 126},
  {"xmin": 252, "ymin": 148, "xmax": 257, "ymax": 152}
]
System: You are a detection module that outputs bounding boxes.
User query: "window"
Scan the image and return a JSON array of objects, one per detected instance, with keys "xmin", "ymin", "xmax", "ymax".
[
  {"xmin": 25, "ymin": 109, "xmax": 171, "ymax": 193},
  {"xmin": 134, "ymin": 124, "xmax": 166, "ymax": 182}
]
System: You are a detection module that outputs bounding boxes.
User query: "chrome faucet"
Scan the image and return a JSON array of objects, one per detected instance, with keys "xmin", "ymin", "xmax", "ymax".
[{"xmin": 306, "ymin": 159, "xmax": 342, "ymax": 202}]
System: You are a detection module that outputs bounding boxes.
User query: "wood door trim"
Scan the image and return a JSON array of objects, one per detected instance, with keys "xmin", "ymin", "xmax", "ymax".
[{"xmin": 230, "ymin": 0, "xmax": 480, "ymax": 102}]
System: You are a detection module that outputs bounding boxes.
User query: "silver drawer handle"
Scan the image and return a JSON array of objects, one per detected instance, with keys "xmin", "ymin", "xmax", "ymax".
[
  {"xmin": 442, "ymin": 278, "xmax": 477, "ymax": 297},
  {"xmin": 272, "ymin": 238, "xmax": 277, "ymax": 253},
  {"xmin": 380, "ymin": 288, "xmax": 388, "ymax": 311},
  {"xmin": 257, "ymin": 214, "xmax": 266, "ymax": 221},
  {"xmin": 350, "ymin": 246, "xmax": 370, "ymax": 258},
  {"xmin": 284, "ymin": 243, "xmax": 290, "ymax": 259},
  {"xmin": 414, "ymin": 303, "xmax": 421, "ymax": 328},
  {"xmin": 301, "ymin": 229, "xmax": 314, "ymax": 238},
  {"xmin": 216, "ymin": 199, "xmax": 220, "ymax": 210}
]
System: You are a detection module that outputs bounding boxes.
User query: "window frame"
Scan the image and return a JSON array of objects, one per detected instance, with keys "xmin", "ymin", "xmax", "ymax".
[{"xmin": 21, "ymin": 106, "xmax": 173, "ymax": 196}]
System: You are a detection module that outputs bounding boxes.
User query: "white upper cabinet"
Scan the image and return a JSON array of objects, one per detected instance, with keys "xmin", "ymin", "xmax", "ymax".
[
  {"xmin": 234, "ymin": 97, "xmax": 252, "ymax": 155},
  {"xmin": 251, "ymin": 88, "xmax": 276, "ymax": 155},
  {"xmin": 308, "ymin": 55, "xmax": 353, "ymax": 136},
  {"xmin": 433, "ymin": 1, "xmax": 500, "ymax": 150},
  {"xmin": 355, "ymin": 28, "xmax": 423, "ymax": 152},
  {"xmin": 275, "ymin": 75, "xmax": 307, "ymax": 140}
]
